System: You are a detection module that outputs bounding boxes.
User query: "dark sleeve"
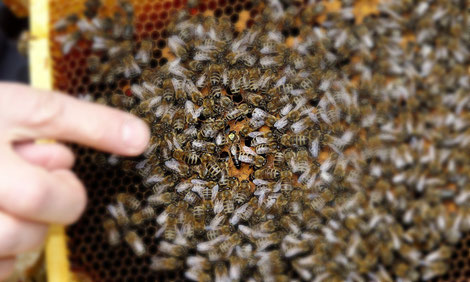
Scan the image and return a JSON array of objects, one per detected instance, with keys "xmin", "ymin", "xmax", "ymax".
[{"xmin": 0, "ymin": 1, "xmax": 29, "ymax": 83}]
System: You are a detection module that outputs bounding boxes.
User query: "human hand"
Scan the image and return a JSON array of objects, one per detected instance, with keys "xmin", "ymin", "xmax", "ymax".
[{"xmin": 0, "ymin": 83, "xmax": 150, "ymax": 279}]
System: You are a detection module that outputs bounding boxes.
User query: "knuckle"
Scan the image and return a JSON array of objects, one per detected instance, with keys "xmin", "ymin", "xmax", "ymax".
[
  {"xmin": 24, "ymin": 90, "xmax": 64, "ymax": 127},
  {"xmin": 25, "ymin": 224, "xmax": 48, "ymax": 251},
  {"xmin": 66, "ymin": 174, "xmax": 87, "ymax": 223},
  {"xmin": 0, "ymin": 217, "xmax": 20, "ymax": 255},
  {"xmin": 53, "ymin": 170, "xmax": 87, "ymax": 224},
  {"xmin": 17, "ymin": 179, "xmax": 50, "ymax": 217}
]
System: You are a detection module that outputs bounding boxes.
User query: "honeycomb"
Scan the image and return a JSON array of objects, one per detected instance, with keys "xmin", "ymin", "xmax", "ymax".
[
  {"xmin": 46, "ymin": 0, "xmax": 470, "ymax": 281},
  {"xmin": 49, "ymin": 1, "xmax": 278, "ymax": 281}
]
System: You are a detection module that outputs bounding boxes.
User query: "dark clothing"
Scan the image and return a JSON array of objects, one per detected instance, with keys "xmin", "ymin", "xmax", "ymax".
[{"xmin": 0, "ymin": 1, "xmax": 28, "ymax": 83}]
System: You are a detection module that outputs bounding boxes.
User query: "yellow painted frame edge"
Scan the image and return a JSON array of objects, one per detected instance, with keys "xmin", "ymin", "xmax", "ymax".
[{"xmin": 29, "ymin": 1, "xmax": 72, "ymax": 281}]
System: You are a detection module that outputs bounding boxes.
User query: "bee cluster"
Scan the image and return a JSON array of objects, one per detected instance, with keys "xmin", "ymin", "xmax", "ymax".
[{"xmin": 54, "ymin": 0, "xmax": 470, "ymax": 281}]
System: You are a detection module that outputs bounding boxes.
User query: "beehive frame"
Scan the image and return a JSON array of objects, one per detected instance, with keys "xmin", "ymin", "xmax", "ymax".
[
  {"xmin": 29, "ymin": 0, "xmax": 470, "ymax": 281},
  {"xmin": 29, "ymin": 0, "xmax": 72, "ymax": 281}
]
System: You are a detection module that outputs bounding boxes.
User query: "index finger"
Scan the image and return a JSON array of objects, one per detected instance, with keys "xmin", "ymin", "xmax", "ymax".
[{"xmin": 1, "ymin": 83, "xmax": 150, "ymax": 156}]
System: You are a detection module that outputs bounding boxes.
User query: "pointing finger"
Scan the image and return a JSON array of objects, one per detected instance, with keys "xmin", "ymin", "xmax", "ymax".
[{"xmin": 1, "ymin": 83, "xmax": 150, "ymax": 156}]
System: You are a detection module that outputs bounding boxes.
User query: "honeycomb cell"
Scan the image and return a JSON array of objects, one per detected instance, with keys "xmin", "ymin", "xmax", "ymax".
[
  {"xmin": 224, "ymin": 6, "xmax": 233, "ymax": 15},
  {"xmin": 230, "ymin": 13, "xmax": 239, "ymax": 23},
  {"xmin": 244, "ymin": 1, "xmax": 253, "ymax": 10},
  {"xmin": 198, "ymin": 3, "xmax": 207, "ymax": 12}
]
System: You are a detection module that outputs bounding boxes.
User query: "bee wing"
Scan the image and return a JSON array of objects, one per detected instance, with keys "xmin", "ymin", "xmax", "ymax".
[
  {"xmin": 268, "ymin": 31, "xmax": 283, "ymax": 42},
  {"xmin": 274, "ymin": 116, "xmax": 288, "ymax": 130},
  {"xmin": 242, "ymin": 145, "xmax": 257, "ymax": 156},
  {"xmin": 280, "ymin": 103, "xmax": 293, "ymax": 116},
  {"xmin": 213, "ymin": 198, "xmax": 224, "ymax": 214},
  {"xmin": 222, "ymin": 69, "xmax": 229, "ymax": 85},
  {"xmin": 130, "ymin": 84, "xmax": 145, "ymax": 100},
  {"xmin": 185, "ymin": 100, "xmax": 196, "ymax": 115},
  {"xmin": 155, "ymin": 104, "xmax": 168, "ymax": 118},
  {"xmin": 168, "ymin": 35, "xmax": 185, "ymax": 53},
  {"xmin": 260, "ymin": 56, "xmax": 276, "ymax": 67},
  {"xmin": 212, "ymin": 185, "xmax": 219, "ymax": 201},
  {"xmin": 252, "ymin": 108, "xmax": 268, "ymax": 120},
  {"xmin": 209, "ymin": 214, "xmax": 225, "ymax": 229},
  {"xmin": 293, "ymin": 97, "xmax": 307, "ymax": 111},
  {"xmin": 197, "ymin": 235, "xmax": 227, "ymax": 253},
  {"xmin": 252, "ymin": 179, "xmax": 269, "ymax": 186},
  {"xmin": 195, "ymin": 24, "xmax": 204, "ymax": 38},
  {"xmin": 216, "ymin": 133, "xmax": 224, "ymax": 146},
  {"xmin": 191, "ymin": 185, "xmax": 205, "ymax": 198},
  {"xmin": 107, "ymin": 204, "xmax": 119, "ymax": 219},
  {"xmin": 196, "ymin": 73, "xmax": 207, "ymax": 88},
  {"xmin": 320, "ymin": 171, "xmax": 333, "ymax": 183},
  {"xmin": 165, "ymin": 159, "xmax": 181, "ymax": 172},
  {"xmin": 291, "ymin": 118, "xmax": 307, "ymax": 134},
  {"xmin": 248, "ymin": 131, "xmax": 264, "ymax": 138},
  {"xmin": 193, "ymin": 107, "xmax": 203, "ymax": 119},
  {"xmin": 275, "ymin": 76, "xmax": 286, "ymax": 88},
  {"xmin": 230, "ymin": 144, "xmax": 238, "ymax": 157},
  {"xmin": 309, "ymin": 138, "xmax": 320, "ymax": 158}
]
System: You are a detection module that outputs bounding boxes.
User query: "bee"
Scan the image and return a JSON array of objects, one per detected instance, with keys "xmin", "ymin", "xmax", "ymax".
[
  {"xmin": 158, "ymin": 241, "xmax": 187, "ymax": 257},
  {"xmin": 205, "ymin": 161, "xmax": 222, "ymax": 180},
  {"xmin": 172, "ymin": 111, "xmax": 186, "ymax": 132},
  {"xmin": 58, "ymin": 30, "xmax": 81, "ymax": 55},
  {"xmin": 234, "ymin": 180, "xmax": 251, "ymax": 204},
  {"xmin": 219, "ymin": 233, "xmax": 241, "ymax": 253},
  {"xmin": 209, "ymin": 64, "xmax": 223, "ymax": 86},
  {"xmin": 222, "ymin": 190, "xmax": 235, "ymax": 214},
  {"xmin": 253, "ymin": 168, "xmax": 281, "ymax": 181},
  {"xmin": 185, "ymin": 268, "xmax": 211, "ymax": 282},
  {"xmin": 210, "ymin": 86, "xmax": 222, "ymax": 99},
  {"xmin": 163, "ymin": 217, "xmax": 177, "ymax": 242},
  {"xmin": 107, "ymin": 203, "xmax": 129, "ymax": 226},
  {"xmin": 193, "ymin": 204, "xmax": 206, "ymax": 219},
  {"xmin": 214, "ymin": 262, "xmax": 230, "ymax": 282},
  {"xmin": 135, "ymin": 39, "xmax": 153, "ymax": 65},
  {"xmin": 172, "ymin": 78, "xmax": 187, "ymax": 103},
  {"xmin": 169, "ymin": 35, "xmax": 188, "ymax": 59},
  {"xmin": 183, "ymin": 190, "xmax": 201, "ymax": 206},
  {"xmin": 190, "ymin": 60, "xmax": 205, "ymax": 73},
  {"xmin": 256, "ymin": 232, "xmax": 282, "ymax": 251},
  {"xmin": 131, "ymin": 206, "xmax": 155, "ymax": 225},
  {"xmin": 310, "ymin": 196, "xmax": 326, "ymax": 211},
  {"xmin": 229, "ymin": 76, "xmax": 241, "ymax": 96},
  {"xmin": 116, "ymin": 192, "xmax": 141, "ymax": 211},
  {"xmin": 86, "ymin": 55, "xmax": 101, "ymax": 73},
  {"xmin": 256, "ymin": 219, "xmax": 277, "ymax": 233},
  {"xmin": 281, "ymin": 133, "xmax": 309, "ymax": 147},
  {"xmin": 224, "ymin": 103, "xmax": 249, "ymax": 122},
  {"xmin": 238, "ymin": 146, "xmax": 266, "ymax": 168},
  {"xmin": 241, "ymin": 53, "xmax": 257, "ymax": 67},
  {"xmin": 246, "ymin": 93, "xmax": 265, "ymax": 107},
  {"xmin": 147, "ymin": 192, "xmax": 176, "ymax": 206},
  {"xmin": 162, "ymin": 79, "xmax": 175, "ymax": 102},
  {"xmin": 121, "ymin": 54, "xmax": 141, "ymax": 78},
  {"xmin": 150, "ymin": 257, "xmax": 183, "ymax": 271},
  {"xmin": 273, "ymin": 152, "xmax": 285, "ymax": 168},
  {"xmin": 260, "ymin": 55, "xmax": 284, "ymax": 68},
  {"xmin": 124, "ymin": 231, "xmax": 145, "ymax": 256},
  {"xmin": 255, "ymin": 143, "xmax": 275, "ymax": 155},
  {"xmin": 54, "ymin": 13, "xmax": 79, "ymax": 31},
  {"xmin": 103, "ymin": 219, "xmax": 120, "ymax": 246}
]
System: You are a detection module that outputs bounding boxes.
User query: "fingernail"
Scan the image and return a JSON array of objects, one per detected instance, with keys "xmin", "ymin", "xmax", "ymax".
[{"xmin": 121, "ymin": 118, "xmax": 150, "ymax": 154}]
